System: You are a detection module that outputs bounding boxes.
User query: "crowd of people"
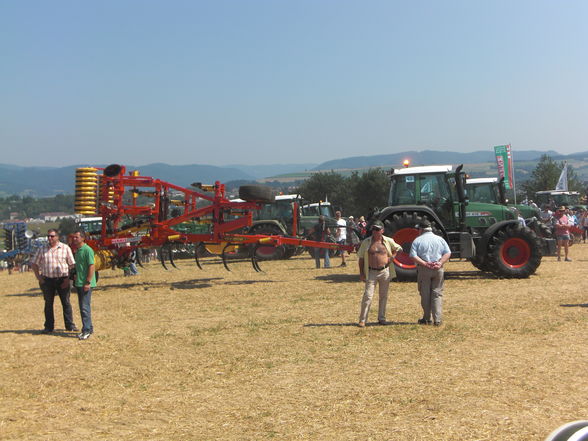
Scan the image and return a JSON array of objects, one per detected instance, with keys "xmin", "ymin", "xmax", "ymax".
[{"xmin": 539, "ymin": 205, "xmax": 588, "ymax": 261}]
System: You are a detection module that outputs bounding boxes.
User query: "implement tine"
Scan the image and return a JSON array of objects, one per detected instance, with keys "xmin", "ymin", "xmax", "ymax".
[
  {"xmin": 168, "ymin": 244, "xmax": 179, "ymax": 269},
  {"xmin": 221, "ymin": 243, "xmax": 232, "ymax": 272},
  {"xmin": 136, "ymin": 254, "xmax": 144, "ymax": 268},
  {"xmin": 250, "ymin": 245, "xmax": 263, "ymax": 272},
  {"xmin": 159, "ymin": 247, "xmax": 168, "ymax": 270},
  {"xmin": 194, "ymin": 242, "xmax": 203, "ymax": 270}
]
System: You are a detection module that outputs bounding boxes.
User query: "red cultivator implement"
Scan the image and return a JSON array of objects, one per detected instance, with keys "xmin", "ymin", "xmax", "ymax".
[{"xmin": 75, "ymin": 164, "xmax": 353, "ymax": 273}]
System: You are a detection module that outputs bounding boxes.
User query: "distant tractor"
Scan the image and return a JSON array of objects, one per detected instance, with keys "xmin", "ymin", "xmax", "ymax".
[
  {"xmin": 370, "ymin": 164, "xmax": 556, "ymax": 280},
  {"xmin": 240, "ymin": 194, "xmax": 338, "ymax": 260},
  {"xmin": 535, "ymin": 190, "xmax": 587, "ymax": 211}
]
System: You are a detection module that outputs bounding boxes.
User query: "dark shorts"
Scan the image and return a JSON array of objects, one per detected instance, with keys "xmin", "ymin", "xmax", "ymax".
[{"xmin": 556, "ymin": 235, "xmax": 570, "ymax": 241}]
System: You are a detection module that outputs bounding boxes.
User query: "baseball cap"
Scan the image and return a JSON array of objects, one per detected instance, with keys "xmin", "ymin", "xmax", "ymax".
[{"xmin": 371, "ymin": 220, "xmax": 385, "ymax": 230}]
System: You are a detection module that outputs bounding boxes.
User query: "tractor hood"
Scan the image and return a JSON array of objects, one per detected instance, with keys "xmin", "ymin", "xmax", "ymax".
[{"xmin": 463, "ymin": 202, "xmax": 515, "ymax": 229}]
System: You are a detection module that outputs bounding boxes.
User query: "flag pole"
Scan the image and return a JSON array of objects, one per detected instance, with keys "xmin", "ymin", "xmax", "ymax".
[{"xmin": 510, "ymin": 143, "xmax": 516, "ymax": 205}]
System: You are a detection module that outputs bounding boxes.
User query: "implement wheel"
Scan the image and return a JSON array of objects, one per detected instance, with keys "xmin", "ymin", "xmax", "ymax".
[
  {"xmin": 239, "ymin": 185, "xmax": 275, "ymax": 203},
  {"xmin": 486, "ymin": 224, "xmax": 542, "ymax": 278}
]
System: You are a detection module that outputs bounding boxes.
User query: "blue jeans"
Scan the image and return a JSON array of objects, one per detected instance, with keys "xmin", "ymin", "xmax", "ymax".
[
  {"xmin": 315, "ymin": 248, "xmax": 330, "ymax": 268},
  {"xmin": 76, "ymin": 286, "xmax": 93, "ymax": 334},
  {"xmin": 40, "ymin": 277, "xmax": 75, "ymax": 331}
]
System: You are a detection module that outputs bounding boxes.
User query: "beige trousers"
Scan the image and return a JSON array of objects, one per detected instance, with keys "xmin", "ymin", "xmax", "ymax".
[{"xmin": 359, "ymin": 268, "xmax": 390, "ymax": 323}]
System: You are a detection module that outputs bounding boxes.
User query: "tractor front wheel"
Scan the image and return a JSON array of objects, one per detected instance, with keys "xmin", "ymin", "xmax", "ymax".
[{"xmin": 486, "ymin": 225, "xmax": 542, "ymax": 278}]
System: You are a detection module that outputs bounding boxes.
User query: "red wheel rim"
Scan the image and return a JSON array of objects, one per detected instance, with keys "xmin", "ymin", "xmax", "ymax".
[
  {"xmin": 499, "ymin": 237, "xmax": 531, "ymax": 268},
  {"xmin": 392, "ymin": 227, "xmax": 420, "ymax": 269}
]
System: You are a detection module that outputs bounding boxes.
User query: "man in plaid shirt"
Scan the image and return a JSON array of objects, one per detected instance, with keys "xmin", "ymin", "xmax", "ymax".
[{"xmin": 31, "ymin": 228, "xmax": 77, "ymax": 334}]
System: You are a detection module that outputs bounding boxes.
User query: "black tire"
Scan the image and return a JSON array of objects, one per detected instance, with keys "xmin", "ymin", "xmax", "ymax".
[
  {"xmin": 470, "ymin": 255, "xmax": 492, "ymax": 272},
  {"xmin": 239, "ymin": 185, "xmax": 275, "ymax": 203},
  {"xmin": 248, "ymin": 224, "xmax": 288, "ymax": 260},
  {"xmin": 485, "ymin": 224, "xmax": 542, "ymax": 278},
  {"xmin": 382, "ymin": 212, "xmax": 440, "ymax": 282}
]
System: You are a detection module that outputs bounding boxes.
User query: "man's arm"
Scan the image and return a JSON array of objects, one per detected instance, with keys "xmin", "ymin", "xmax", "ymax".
[{"xmin": 358, "ymin": 257, "xmax": 366, "ymax": 281}]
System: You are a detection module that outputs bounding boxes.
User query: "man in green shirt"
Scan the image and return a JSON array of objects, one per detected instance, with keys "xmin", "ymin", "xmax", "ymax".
[{"xmin": 71, "ymin": 231, "xmax": 96, "ymax": 340}]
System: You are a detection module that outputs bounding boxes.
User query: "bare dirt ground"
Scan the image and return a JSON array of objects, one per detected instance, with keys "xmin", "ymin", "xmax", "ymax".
[{"xmin": 0, "ymin": 246, "xmax": 586, "ymax": 440}]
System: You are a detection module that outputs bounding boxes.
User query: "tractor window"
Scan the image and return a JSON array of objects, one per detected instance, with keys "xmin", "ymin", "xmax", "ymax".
[
  {"xmin": 390, "ymin": 176, "xmax": 417, "ymax": 204},
  {"xmin": 467, "ymin": 185, "xmax": 497, "ymax": 204},
  {"xmin": 419, "ymin": 174, "xmax": 450, "ymax": 204}
]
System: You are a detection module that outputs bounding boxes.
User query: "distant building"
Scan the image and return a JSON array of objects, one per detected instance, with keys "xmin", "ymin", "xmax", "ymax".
[{"xmin": 38, "ymin": 212, "xmax": 77, "ymax": 222}]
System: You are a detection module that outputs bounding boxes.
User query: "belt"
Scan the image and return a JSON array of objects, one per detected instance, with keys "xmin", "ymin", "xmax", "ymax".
[
  {"xmin": 369, "ymin": 264, "xmax": 389, "ymax": 271},
  {"xmin": 43, "ymin": 276, "xmax": 67, "ymax": 280}
]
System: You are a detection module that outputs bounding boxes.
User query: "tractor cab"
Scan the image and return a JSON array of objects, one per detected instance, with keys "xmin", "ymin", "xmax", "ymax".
[{"xmin": 389, "ymin": 165, "xmax": 462, "ymax": 231}]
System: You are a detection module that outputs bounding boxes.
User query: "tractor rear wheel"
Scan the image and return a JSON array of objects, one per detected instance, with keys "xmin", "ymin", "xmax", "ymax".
[
  {"xmin": 239, "ymin": 185, "xmax": 275, "ymax": 203},
  {"xmin": 470, "ymin": 255, "xmax": 492, "ymax": 272},
  {"xmin": 486, "ymin": 224, "xmax": 542, "ymax": 278},
  {"xmin": 383, "ymin": 212, "xmax": 440, "ymax": 282}
]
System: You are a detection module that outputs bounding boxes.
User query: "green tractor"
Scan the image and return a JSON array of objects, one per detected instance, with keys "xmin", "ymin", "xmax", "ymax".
[
  {"xmin": 465, "ymin": 177, "xmax": 539, "ymax": 218},
  {"xmin": 243, "ymin": 194, "xmax": 338, "ymax": 260},
  {"xmin": 370, "ymin": 164, "xmax": 556, "ymax": 281},
  {"xmin": 465, "ymin": 177, "xmax": 552, "ymax": 239},
  {"xmin": 535, "ymin": 190, "xmax": 587, "ymax": 211}
]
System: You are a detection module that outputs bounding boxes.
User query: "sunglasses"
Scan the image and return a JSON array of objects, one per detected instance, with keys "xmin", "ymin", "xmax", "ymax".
[{"xmin": 47, "ymin": 234, "xmax": 57, "ymax": 237}]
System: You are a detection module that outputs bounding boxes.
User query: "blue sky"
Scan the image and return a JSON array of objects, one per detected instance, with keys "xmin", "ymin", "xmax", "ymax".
[{"xmin": 1, "ymin": 0, "xmax": 587, "ymax": 167}]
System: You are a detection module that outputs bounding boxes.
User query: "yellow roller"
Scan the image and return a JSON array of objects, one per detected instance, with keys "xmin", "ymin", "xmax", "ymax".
[
  {"xmin": 94, "ymin": 250, "xmax": 114, "ymax": 271},
  {"xmin": 75, "ymin": 168, "xmax": 99, "ymax": 213}
]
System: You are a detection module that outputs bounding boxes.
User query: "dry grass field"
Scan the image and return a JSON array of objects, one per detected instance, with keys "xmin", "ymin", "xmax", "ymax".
[{"xmin": 1, "ymin": 245, "xmax": 586, "ymax": 441}]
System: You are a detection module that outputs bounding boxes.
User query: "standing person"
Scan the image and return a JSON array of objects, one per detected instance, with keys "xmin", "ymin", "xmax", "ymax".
[
  {"xmin": 31, "ymin": 229, "xmax": 77, "ymax": 334},
  {"xmin": 357, "ymin": 220, "xmax": 402, "ymax": 327},
  {"xmin": 309, "ymin": 215, "xmax": 331, "ymax": 268},
  {"xmin": 554, "ymin": 207, "xmax": 572, "ymax": 261},
  {"xmin": 580, "ymin": 209, "xmax": 588, "ymax": 243},
  {"xmin": 335, "ymin": 210, "xmax": 348, "ymax": 267},
  {"xmin": 357, "ymin": 216, "xmax": 368, "ymax": 239},
  {"xmin": 71, "ymin": 231, "xmax": 96, "ymax": 340},
  {"xmin": 409, "ymin": 220, "xmax": 451, "ymax": 326}
]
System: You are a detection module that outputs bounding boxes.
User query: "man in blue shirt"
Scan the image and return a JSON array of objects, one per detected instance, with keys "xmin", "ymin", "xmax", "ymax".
[{"xmin": 409, "ymin": 219, "xmax": 451, "ymax": 326}]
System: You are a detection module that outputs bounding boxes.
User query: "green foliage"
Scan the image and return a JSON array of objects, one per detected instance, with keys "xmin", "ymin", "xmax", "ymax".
[
  {"xmin": 58, "ymin": 217, "xmax": 77, "ymax": 236},
  {"xmin": 521, "ymin": 155, "xmax": 585, "ymax": 195},
  {"xmin": 296, "ymin": 169, "xmax": 389, "ymax": 217}
]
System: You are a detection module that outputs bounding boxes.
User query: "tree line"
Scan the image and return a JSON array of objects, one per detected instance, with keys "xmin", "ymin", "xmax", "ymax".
[
  {"xmin": 0, "ymin": 194, "xmax": 74, "ymax": 220},
  {"xmin": 1, "ymin": 155, "xmax": 585, "ymax": 222}
]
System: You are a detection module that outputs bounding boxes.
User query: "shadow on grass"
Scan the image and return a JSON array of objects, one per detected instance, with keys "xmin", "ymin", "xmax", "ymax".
[
  {"xmin": 445, "ymin": 271, "xmax": 499, "ymax": 280},
  {"xmin": 6, "ymin": 290, "xmax": 43, "ymax": 297},
  {"xmin": 0, "ymin": 329, "xmax": 79, "ymax": 338},
  {"xmin": 304, "ymin": 321, "xmax": 414, "ymax": 327},
  {"xmin": 97, "ymin": 278, "xmax": 224, "ymax": 291},
  {"xmin": 560, "ymin": 303, "xmax": 588, "ymax": 308},
  {"xmin": 314, "ymin": 273, "xmax": 359, "ymax": 283}
]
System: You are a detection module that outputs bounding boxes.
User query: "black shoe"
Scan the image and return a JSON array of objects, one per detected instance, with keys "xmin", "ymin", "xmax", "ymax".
[
  {"xmin": 378, "ymin": 320, "xmax": 389, "ymax": 325},
  {"xmin": 41, "ymin": 329, "xmax": 53, "ymax": 334},
  {"xmin": 417, "ymin": 319, "xmax": 431, "ymax": 325},
  {"xmin": 434, "ymin": 321, "xmax": 443, "ymax": 326},
  {"xmin": 66, "ymin": 326, "xmax": 79, "ymax": 332}
]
